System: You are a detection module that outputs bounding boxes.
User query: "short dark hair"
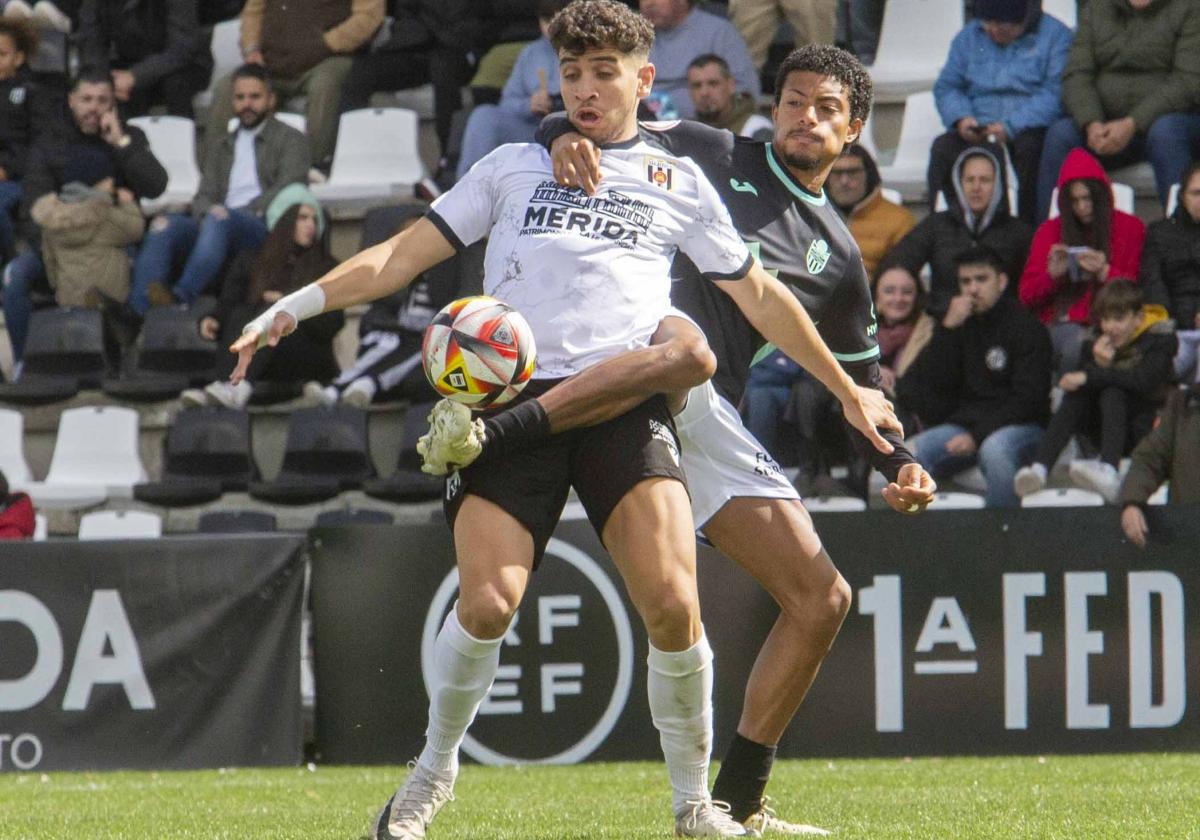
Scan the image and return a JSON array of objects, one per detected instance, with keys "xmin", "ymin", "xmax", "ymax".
[
  {"xmin": 0, "ymin": 18, "xmax": 38, "ymax": 59},
  {"xmin": 1092, "ymin": 279, "xmax": 1143, "ymax": 320},
  {"xmin": 232, "ymin": 63, "xmax": 271, "ymax": 88},
  {"xmin": 688, "ymin": 53, "xmax": 731, "ymax": 76},
  {"xmin": 549, "ymin": 0, "xmax": 654, "ymax": 58},
  {"xmin": 70, "ymin": 69, "xmax": 113, "ymax": 93},
  {"xmin": 773, "ymin": 44, "xmax": 872, "ymax": 125},
  {"xmin": 954, "ymin": 244, "xmax": 1006, "ymax": 276}
]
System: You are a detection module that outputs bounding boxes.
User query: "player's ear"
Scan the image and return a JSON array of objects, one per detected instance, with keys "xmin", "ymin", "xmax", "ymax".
[
  {"xmin": 636, "ymin": 60, "xmax": 655, "ymax": 99},
  {"xmin": 845, "ymin": 117, "xmax": 863, "ymax": 146}
]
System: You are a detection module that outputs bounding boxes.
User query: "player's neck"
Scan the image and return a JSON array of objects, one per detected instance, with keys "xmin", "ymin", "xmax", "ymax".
[{"xmin": 770, "ymin": 144, "xmax": 832, "ymax": 197}]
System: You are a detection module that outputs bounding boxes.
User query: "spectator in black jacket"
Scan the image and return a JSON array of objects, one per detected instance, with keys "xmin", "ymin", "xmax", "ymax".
[
  {"xmin": 1140, "ymin": 162, "xmax": 1200, "ymax": 331},
  {"xmin": 877, "ymin": 144, "xmax": 1033, "ymax": 317},
  {"xmin": 77, "ymin": 0, "xmax": 213, "ymax": 119},
  {"xmin": 2, "ymin": 69, "xmax": 165, "ymax": 367},
  {"xmin": 898, "ymin": 245, "xmax": 1052, "ymax": 507},
  {"xmin": 337, "ymin": 0, "xmax": 480, "ymax": 159},
  {"xmin": 0, "ymin": 18, "xmax": 58, "ymax": 262},
  {"xmin": 1015, "ymin": 280, "xmax": 1177, "ymax": 504}
]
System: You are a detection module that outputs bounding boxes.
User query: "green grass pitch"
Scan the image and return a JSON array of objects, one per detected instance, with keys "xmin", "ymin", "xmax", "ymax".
[{"xmin": 1, "ymin": 754, "xmax": 1197, "ymax": 839}]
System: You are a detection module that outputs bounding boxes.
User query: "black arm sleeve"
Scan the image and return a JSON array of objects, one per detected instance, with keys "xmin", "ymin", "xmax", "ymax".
[
  {"xmin": 844, "ymin": 360, "xmax": 917, "ymax": 483},
  {"xmin": 115, "ymin": 126, "xmax": 168, "ymax": 200}
]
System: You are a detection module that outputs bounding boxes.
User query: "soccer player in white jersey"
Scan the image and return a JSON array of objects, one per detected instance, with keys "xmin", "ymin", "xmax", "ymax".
[
  {"xmin": 230, "ymin": 4, "xmax": 897, "ymax": 838},
  {"xmin": 421, "ymin": 46, "xmax": 937, "ymax": 835}
]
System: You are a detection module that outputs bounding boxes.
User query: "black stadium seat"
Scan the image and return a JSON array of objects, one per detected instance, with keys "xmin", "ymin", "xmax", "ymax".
[
  {"xmin": 0, "ymin": 308, "xmax": 107, "ymax": 404},
  {"xmin": 314, "ymin": 508, "xmax": 395, "ymax": 526},
  {"xmin": 248, "ymin": 406, "xmax": 375, "ymax": 505},
  {"xmin": 102, "ymin": 301, "xmax": 218, "ymax": 402},
  {"xmin": 363, "ymin": 401, "xmax": 444, "ymax": 503},
  {"xmin": 197, "ymin": 510, "xmax": 278, "ymax": 533},
  {"xmin": 134, "ymin": 407, "xmax": 257, "ymax": 507}
]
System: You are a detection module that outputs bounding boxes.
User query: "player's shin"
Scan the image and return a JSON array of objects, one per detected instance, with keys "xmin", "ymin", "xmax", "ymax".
[
  {"xmin": 648, "ymin": 631, "xmax": 716, "ymax": 814},
  {"xmin": 418, "ymin": 603, "xmax": 506, "ymax": 779}
]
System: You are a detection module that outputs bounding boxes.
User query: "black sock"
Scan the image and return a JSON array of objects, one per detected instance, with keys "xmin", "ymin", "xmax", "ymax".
[
  {"xmin": 478, "ymin": 398, "xmax": 550, "ymax": 465},
  {"xmin": 711, "ymin": 733, "xmax": 776, "ymax": 822}
]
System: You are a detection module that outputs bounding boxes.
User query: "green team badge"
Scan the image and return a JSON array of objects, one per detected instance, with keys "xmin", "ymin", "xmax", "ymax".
[{"xmin": 806, "ymin": 239, "xmax": 831, "ymax": 274}]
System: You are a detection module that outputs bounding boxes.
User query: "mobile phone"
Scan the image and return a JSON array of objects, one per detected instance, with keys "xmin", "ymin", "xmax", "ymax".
[{"xmin": 1066, "ymin": 247, "xmax": 1089, "ymax": 283}]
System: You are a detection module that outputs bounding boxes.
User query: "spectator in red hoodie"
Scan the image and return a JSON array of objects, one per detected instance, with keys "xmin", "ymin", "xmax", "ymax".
[
  {"xmin": 0, "ymin": 469, "xmax": 34, "ymax": 539},
  {"xmin": 1019, "ymin": 147, "xmax": 1145, "ymax": 376}
]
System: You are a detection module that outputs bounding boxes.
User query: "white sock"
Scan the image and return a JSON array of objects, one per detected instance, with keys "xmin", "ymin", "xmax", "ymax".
[
  {"xmin": 647, "ymin": 631, "xmax": 714, "ymax": 815},
  {"xmin": 417, "ymin": 604, "xmax": 505, "ymax": 779}
]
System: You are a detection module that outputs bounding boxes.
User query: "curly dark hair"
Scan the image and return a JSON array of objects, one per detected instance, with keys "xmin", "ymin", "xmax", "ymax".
[
  {"xmin": 0, "ymin": 18, "xmax": 38, "ymax": 61},
  {"xmin": 548, "ymin": 0, "xmax": 655, "ymax": 58},
  {"xmin": 774, "ymin": 44, "xmax": 873, "ymax": 124}
]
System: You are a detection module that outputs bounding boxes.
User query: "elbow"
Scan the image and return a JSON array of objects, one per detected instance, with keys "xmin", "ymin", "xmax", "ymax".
[{"xmin": 666, "ymin": 331, "xmax": 717, "ymax": 388}]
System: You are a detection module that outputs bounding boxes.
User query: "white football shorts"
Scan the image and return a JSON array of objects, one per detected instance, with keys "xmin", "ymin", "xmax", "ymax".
[{"xmin": 674, "ymin": 379, "xmax": 801, "ymax": 530}]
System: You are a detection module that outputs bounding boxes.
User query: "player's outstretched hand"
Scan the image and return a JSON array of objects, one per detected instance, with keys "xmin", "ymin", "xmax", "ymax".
[
  {"xmin": 882, "ymin": 462, "xmax": 936, "ymax": 514},
  {"xmin": 844, "ymin": 385, "xmax": 902, "ymax": 454},
  {"xmin": 551, "ymin": 133, "xmax": 602, "ymax": 195},
  {"xmin": 228, "ymin": 312, "xmax": 297, "ymax": 384}
]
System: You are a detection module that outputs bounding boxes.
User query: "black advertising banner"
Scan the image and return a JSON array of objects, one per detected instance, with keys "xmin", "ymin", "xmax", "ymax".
[
  {"xmin": 311, "ymin": 507, "xmax": 1200, "ymax": 763},
  {"xmin": 0, "ymin": 535, "xmax": 306, "ymax": 771}
]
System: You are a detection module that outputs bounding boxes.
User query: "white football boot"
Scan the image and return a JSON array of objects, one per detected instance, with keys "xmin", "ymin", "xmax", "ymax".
[
  {"xmin": 416, "ymin": 399, "xmax": 485, "ymax": 475},
  {"xmin": 371, "ymin": 763, "xmax": 456, "ymax": 840},
  {"xmin": 675, "ymin": 798, "xmax": 756, "ymax": 837},
  {"xmin": 743, "ymin": 798, "xmax": 830, "ymax": 835}
]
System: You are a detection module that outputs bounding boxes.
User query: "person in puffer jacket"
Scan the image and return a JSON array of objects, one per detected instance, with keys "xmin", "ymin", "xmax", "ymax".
[{"xmin": 30, "ymin": 144, "xmax": 145, "ymax": 307}]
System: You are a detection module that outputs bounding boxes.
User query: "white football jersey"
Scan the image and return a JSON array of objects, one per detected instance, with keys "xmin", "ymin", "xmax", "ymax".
[{"xmin": 429, "ymin": 140, "xmax": 751, "ymax": 378}]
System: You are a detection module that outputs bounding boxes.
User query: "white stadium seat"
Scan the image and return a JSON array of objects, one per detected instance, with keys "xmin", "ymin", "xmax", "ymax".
[
  {"xmin": 930, "ymin": 491, "xmax": 987, "ymax": 510},
  {"xmin": 194, "ymin": 19, "xmax": 242, "ymax": 113},
  {"xmin": 1165, "ymin": 183, "xmax": 1179, "ymax": 217},
  {"xmin": 312, "ymin": 108, "xmax": 426, "ymax": 211},
  {"xmin": 0, "ymin": 408, "xmax": 32, "ymax": 487},
  {"xmin": 128, "ymin": 115, "xmax": 200, "ymax": 215},
  {"xmin": 1042, "ymin": 0, "xmax": 1077, "ymax": 28},
  {"xmin": 877, "ymin": 91, "xmax": 942, "ymax": 201},
  {"xmin": 1021, "ymin": 488, "xmax": 1105, "ymax": 508},
  {"xmin": 869, "ymin": 0, "xmax": 963, "ymax": 103},
  {"xmin": 227, "ymin": 111, "xmax": 307, "ymax": 134},
  {"xmin": 880, "ymin": 187, "xmax": 903, "ymax": 205},
  {"xmin": 22, "ymin": 407, "xmax": 148, "ymax": 510},
  {"xmin": 78, "ymin": 510, "xmax": 163, "ymax": 541},
  {"xmin": 33, "ymin": 513, "xmax": 47, "ymax": 542},
  {"xmin": 804, "ymin": 495, "xmax": 868, "ymax": 513}
]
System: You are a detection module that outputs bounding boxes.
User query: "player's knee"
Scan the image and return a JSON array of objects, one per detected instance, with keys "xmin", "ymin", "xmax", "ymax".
[
  {"xmin": 828, "ymin": 572, "xmax": 852, "ymax": 625},
  {"xmin": 457, "ymin": 588, "xmax": 518, "ymax": 640},
  {"xmin": 639, "ymin": 584, "xmax": 700, "ymax": 642},
  {"xmin": 667, "ymin": 332, "xmax": 717, "ymax": 387}
]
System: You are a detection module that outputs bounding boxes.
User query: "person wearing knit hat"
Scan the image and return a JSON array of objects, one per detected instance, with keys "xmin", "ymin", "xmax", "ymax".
[
  {"xmin": 265, "ymin": 183, "xmax": 325, "ymax": 237},
  {"xmin": 929, "ymin": 0, "xmax": 1073, "ymax": 225}
]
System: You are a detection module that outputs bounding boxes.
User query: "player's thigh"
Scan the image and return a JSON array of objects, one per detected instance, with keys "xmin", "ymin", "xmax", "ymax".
[
  {"xmin": 451, "ymin": 493, "xmax": 537, "ymax": 635},
  {"xmin": 702, "ymin": 497, "xmax": 844, "ymax": 617}
]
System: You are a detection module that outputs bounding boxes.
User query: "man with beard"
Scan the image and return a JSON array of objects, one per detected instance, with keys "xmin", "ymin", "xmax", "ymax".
[
  {"xmin": 127, "ymin": 63, "xmax": 309, "ymax": 315},
  {"xmin": 3, "ymin": 69, "xmax": 165, "ymax": 367},
  {"xmin": 686, "ymin": 53, "xmax": 773, "ymax": 139}
]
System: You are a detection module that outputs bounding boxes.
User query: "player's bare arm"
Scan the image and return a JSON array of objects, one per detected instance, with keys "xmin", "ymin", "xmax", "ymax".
[
  {"xmin": 228, "ymin": 218, "xmax": 455, "ymax": 383},
  {"xmin": 716, "ymin": 262, "xmax": 900, "ymax": 454}
]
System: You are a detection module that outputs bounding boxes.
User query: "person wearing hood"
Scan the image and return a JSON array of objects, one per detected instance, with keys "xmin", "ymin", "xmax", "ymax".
[
  {"xmin": 828, "ymin": 144, "xmax": 915, "ymax": 278},
  {"xmin": 1015, "ymin": 279, "xmax": 1176, "ymax": 503},
  {"xmin": 878, "ymin": 144, "xmax": 1032, "ymax": 317},
  {"xmin": 182, "ymin": 185, "xmax": 343, "ymax": 410},
  {"xmin": 930, "ymin": 0, "xmax": 1072, "ymax": 226},
  {"xmin": 30, "ymin": 145, "xmax": 144, "ymax": 309},
  {"xmin": 1037, "ymin": 0, "xmax": 1200, "ymax": 220},
  {"xmin": 1019, "ymin": 147, "xmax": 1146, "ymax": 374},
  {"xmin": 896, "ymin": 245, "xmax": 1052, "ymax": 508}
]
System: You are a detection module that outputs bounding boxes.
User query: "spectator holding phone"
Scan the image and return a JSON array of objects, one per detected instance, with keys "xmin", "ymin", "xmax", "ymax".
[{"xmin": 1019, "ymin": 148, "xmax": 1145, "ymax": 375}]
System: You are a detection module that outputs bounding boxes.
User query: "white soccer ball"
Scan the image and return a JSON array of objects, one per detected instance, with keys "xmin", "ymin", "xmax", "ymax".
[{"xmin": 422, "ymin": 296, "xmax": 537, "ymax": 408}]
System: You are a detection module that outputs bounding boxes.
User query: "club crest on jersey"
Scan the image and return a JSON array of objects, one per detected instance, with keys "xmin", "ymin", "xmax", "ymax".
[
  {"xmin": 806, "ymin": 239, "xmax": 832, "ymax": 274},
  {"xmin": 645, "ymin": 157, "xmax": 674, "ymax": 191}
]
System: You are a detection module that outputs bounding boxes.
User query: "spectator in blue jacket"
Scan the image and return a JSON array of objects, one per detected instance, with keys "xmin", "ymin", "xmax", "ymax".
[
  {"xmin": 455, "ymin": 0, "xmax": 568, "ymax": 180},
  {"xmin": 929, "ymin": 0, "xmax": 1073, "ymax": 225}
]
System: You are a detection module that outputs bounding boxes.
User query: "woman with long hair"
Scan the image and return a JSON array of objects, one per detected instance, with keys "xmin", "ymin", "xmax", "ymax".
[
  {"xmin": 1019, "ymin": 148, "xmax": 1146, "ymax": 375},
  {"xmin": 182, "ymin": 185, "xmax": 344, "ymax": 408}
]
